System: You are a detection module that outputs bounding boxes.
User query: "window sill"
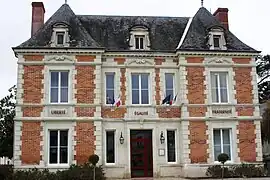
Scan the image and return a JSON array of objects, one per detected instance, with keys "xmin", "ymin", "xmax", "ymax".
[{"xmin": 47, "ymin": 164, "xmax": 70, "ymax": 169}]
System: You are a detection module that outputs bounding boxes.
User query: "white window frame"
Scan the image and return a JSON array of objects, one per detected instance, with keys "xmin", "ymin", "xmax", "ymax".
[
  {"xmin": 210, "ymin": 71, "xmax": 229, "ymax": 104},
  {"xmin": 208, "ymin": 28, "xmax": 227, "ymax": 50},
  {"xmin": 50, "ymin": 71, "xmax": 69, "ymax": 104},
  {"xmin": 131, "ymin": 73, "xmax": 150, "ymax": 105},
  {"xmin": 51, "ymin": 23, "xmax": 70, "ymax": 47},
  {"xmin": 105, "ymin": 130, "xmax": 116, "ymax": 165},
  {"xmin": 166, "ymin": 129, "xmax": 177, "ymax": 164},
  {"xmin": 135, "ymin": 35, "xmax": 145, "ymax": 50},
  {"xmin": 212, "ymin": 128, "xmax": 233, "ymax": 163},
  {"xmin": 165, "ymin": 73, "xmax": 175, "ymax": 101},
  {"xmin": 56, "ymin": 32, "xmax": 65, "ymax": 45},
  {"xmin": 105, "ymin": 72, "xmax": 115, "ymax": 105},
  {"xmin": 48, "ymin": 129, "xmax": 69, "ymax": 167},
  {"xmin": 129, "ymin": 26, "xmax": 150, "ymax": 50}
]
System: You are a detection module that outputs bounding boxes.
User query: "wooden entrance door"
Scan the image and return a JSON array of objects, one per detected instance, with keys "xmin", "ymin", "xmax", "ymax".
[{"xmin": 130, "ymin": 130, "xmax": 153, "ymax": 177}]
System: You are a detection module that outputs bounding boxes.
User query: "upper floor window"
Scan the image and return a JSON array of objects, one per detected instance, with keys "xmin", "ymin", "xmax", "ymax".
[
  {"xmin": 165, "ymin": 73, "xmax": 174, "ymax": 101},
  {"xmin": 51, "ymin": 23, "xmax": 69, "ymax": 47},
  {"xmin": 50, "ymin": 71, "xmax": 69, "ymax": 103},
  {"xmin": 210, "ymin": 72, "xmax": 228, "ymax": 103},
  {"xmin": 131, "ymin": 73, "xmax": 149, "ymax": 104},
  {"xmin": 129, "ymin": 26, "xmax": 150, "ymax": 50},
  {"xmin": 208, "ymin": 27, "xmax": 227, "ymax": 50},
  {"xmin": 213, "ymin": 129, "xmax": 232, "ymax": 161},
  {"xmin": 105, "ymin": 73, "xmax": 115, "ymax": 104},
  {"xmin": 49, "ymin": 130, "xmax": 68, "ymax": 165}
]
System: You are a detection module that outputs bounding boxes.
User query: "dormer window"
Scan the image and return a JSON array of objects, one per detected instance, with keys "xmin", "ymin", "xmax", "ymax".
[
  {"xmin": 129, "ymin": 26, "xmax": 150, "ymax": 50},
  {"xmin": 135, "ymin": 35, "xmax": 145, "ymax": 50},
  {"xmin": 56, "ymin": 32, "xmax": 65, "ymax": 45},
  {"xmin": 208, "ymin": 27, "xmax": 227, "ymax": 50},
  {"xmin": 51, "ymin": 22, "xmax": 70, "ymax": 47}
]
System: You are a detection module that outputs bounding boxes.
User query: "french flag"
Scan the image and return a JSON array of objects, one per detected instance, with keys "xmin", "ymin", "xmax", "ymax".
[
  {"xmin": 114, "ymin": 96, "xmax": 121, "ymax": 107},
  {"xmin": 169, "ymin": 94, "xmax": 178, "ymax": 105}
]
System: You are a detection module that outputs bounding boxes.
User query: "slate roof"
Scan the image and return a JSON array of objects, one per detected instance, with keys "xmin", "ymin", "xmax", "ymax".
[{"xmin": 14, "ymin": 4, "xmax": 259, "ymax": 53}]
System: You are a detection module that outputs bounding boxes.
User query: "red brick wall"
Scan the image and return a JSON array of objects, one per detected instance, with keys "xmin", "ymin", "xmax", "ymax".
[
  {"xmin": 155, "ymin": 68, "xmax": 161, "ymax": 105},
  {"xmin": 236, "ymin": 107, "xmax": 254, "ymax": 116},
  {"xmin": 101, "ymin": 107, "xmax": 127, "ymax": 118},
  {"xmin": 120, "ymin": 68, "xmax": 126, "ymax": 105},
  {"xmin": 23, "ymin": 65, "xmax": 44, "ymax": 103},
  {"xmin": 189, "ymin": 121, "xmax": 208, "ymax": 163},
  {"xmin": 234, "ymin": 67, "xmax": 252, "ymax": 104},
  {"xmin": 188, "ymin": 107, "xmax": 207, "ymax": 117},
  {"xmin": 21, "ymin": 121, "xmax": 41, "ymax": 165},
  {"xmin": 22, "ymin": 107, "xmax": 43, "ymax": 117},
  {"xmin": 76, "ymin": 55, "xmax": 95, "ymax": 62},
  {"xmin": 75, "ymin": 122, "xmax": 95, "ymax": 164},
  {"xmin": 154, "ymin": 57, "xmax": 165, "ymax": 65},
  {"xmin": 114, "ymin": 57, "xmax": 125, "ymax": 65},
  {"xmin": 24, "ymin": 55, "xmax": 44, "ymax": 61},
  {"xmin": 233, "ymin": 58, "xmax": 251, "ymax": 64},
  {"xmin": 156, "ymin": 107, "xmax": 181, "ymax": 118},
  {"xmin": 75, "ymin": 107, "xmax": 96, "ymax": 117},
  {"xmin": 237, "ymin": 121, "xmax": 256, "ymax": 162}
]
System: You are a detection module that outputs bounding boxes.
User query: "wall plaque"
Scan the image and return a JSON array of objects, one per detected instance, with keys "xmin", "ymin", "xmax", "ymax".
[
  {"xmin": 50, "ymin": 109, "xmax": 66, "ymax": 115},
  {"xmin": 134, "ymin": 111, "xmax": 148, "ymax": 116}
]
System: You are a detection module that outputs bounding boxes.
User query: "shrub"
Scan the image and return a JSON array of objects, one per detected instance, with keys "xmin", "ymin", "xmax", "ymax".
[
  {"xmin": 232, "ymin": 163, "xmax": 265, "ymax": 178},
  {"xmin": 206, "ymin": 165, "xmax": 231, "ymax": 178},
  {"xmin": 89, "ymin": 154, "xmax": 99, "ymax": 166},
  {"xmin": 206, "ymin": 163, "xmax": 266, "ymax": 178},
  {"xmin": 0, "ymin": 165, "xmax": 13, "ymax": 180}
]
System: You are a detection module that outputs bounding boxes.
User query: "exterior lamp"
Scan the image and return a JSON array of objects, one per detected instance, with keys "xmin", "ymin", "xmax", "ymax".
[
  {"xmin": 119, "ymin": 132, "xmax": 124, "ymax": 144},
  {"xmin": 160, "ymin": 131, "xmax": 165, "ymax": 144}
]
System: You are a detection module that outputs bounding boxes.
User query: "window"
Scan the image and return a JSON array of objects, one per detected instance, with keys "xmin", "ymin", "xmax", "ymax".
[
  {"xmin": 135, "ymin": 36, "xmax": 144, "ymax": 50},
  {"xmin": 56, "ymin": 32, "xmax": 65, "ymax": 45},
  {"xmin": 167, "ymin": 130, "xmax": 176, "ymax": 162},
  {"xmin": 131, "ymin": 74, "xmax": 149, "ymax": 104},
  {"xmin": 213, "ymin": 129, "xmax": 232, "ymax": 161},
  {"xmin": 213, "ymin": 35, "xmax": 221, "ymax": 48},
  {"xmin": 50, "ymin": 71, "xmax": 69, "ymax": 103},
  {"xmin": 49, "ymin": 130, "xmax": 68, "ymax": 164},
  {"xmin": 106, "ymin": 131, "xmax": 115, "ymax": 163},
  {"xmin": 210, "ymin": 72, "xmax": 228, "ymax": 103},
  {"xmin": 105, "ymin": 73, "xmax": 115, "ymax": 104},
  {"xmin": 165, "ymin": 73, "xmax": 174, "ymax": 101}
]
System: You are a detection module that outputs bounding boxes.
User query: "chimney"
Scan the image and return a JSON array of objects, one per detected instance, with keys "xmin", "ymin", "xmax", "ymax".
[
  {"xmin": 213, "ymin": 8, "xmax": 229, "ymax": 30},
  {"xmin": 31, "ymin": 2, "xmax": 45, "ymax": 36}
]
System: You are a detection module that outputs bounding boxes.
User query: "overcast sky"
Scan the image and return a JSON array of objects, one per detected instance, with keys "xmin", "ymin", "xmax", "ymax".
[{"xmin": 0, "ymin": 0, "xmax": 269, "ymax": 99}]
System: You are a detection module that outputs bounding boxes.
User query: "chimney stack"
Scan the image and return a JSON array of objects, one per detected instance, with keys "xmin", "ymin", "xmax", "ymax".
[
  {"xmin": 31, "ymin": 2, "xmax": 45, "ymax": 36},
  {"xmin": 213, "ymin": 8, "xmax": 229, "ymax": 30}
]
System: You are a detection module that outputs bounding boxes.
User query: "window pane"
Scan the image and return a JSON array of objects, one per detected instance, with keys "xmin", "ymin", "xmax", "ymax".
[
  {"xmin": 132, "ymin": 90, "xmax": 139, "ymax": 104},
  {"xmin": 61, "ymin": 72, "xmax": 69, "ymax": 87},
  {"xmin": 50, "ymin": 131, "xmax": 58, "ymax": 146},
  {"xmin": 214, "ymin": 145, "xmax": 221, "ymax": 161},
  {"xmin": 222, "ymin": 129, "xmax": 230, "ymax": 144},
  {"xmin": 57, "ymin": 34, "xmax": 64, "ymax": 45},
  {"xmin": 223, "ymin": 145, "xmax": 231, "ymax": 160},
  {"xmin": 106, "ymin": 90, "xmax": 115, "ymax": 104},
  {"xmin": 213, "ymin": 130, "xmax": 221, "ymax": 146},
  {"xmin": 167, "ymin": 131, "xmax": 176, "ymax": 162},
  {"xmin": 60, "ymin": 130, "xmax": 68, "ymax": 146},
  {"xmin": 60, "ymin": 88, "xmax": 68, "ymax": 103},
  {"xmin": 60, "ymin": 147, "xmax": 68, "ymax": 163},
  {"xmin": 106, "ymin": 131, "xmax": 115, "ymax": 163},
  {"xmin": 132, "ymin": 74, "xmax": 139, "ymax": 89},
  {"xmin": 141, "ymin": 74, "xmax": 148, "ymax": 89},
  {"xmin": 213, "ymin": 35, "xmax": 220, "ymax": 48},
  {"xmin": 49, "ymin": 147, "xmax": 58, "ymax": 164},
  {"xmin": 140, "ymin": 38, "xmax": 144, "ymax": 49},
  {"xmin": 135, "ymin": 38, "xmax": 139, "ymax": 49},
  {"xmin": 211, "ymin": 73, "xmax": 219, "ymax": 103},
  {"xmin": 51, "ymin": 88, "xmax": 59, "ymax": 103},
  {"xmin": 51, "ymin": 72, "xmax": 59, "ymax": 87},
  {"xmin": 106, "ymin": 74, "xmax": 114, "ymax": 89},
  {"xmin": 220, "ymin": 89, "xmax": 228, "ymax": 103},
  {"xmin": 141, "ymin": 90, "xmax": 149, "ymax": 104},
  {"xmin": 165, "ymin": 74, "xmax": 174, "ymax": 89},
  {"xmin": 166, "ymin": 90, "xmax": 174, "ymax": 101},
  {"xmin": 219, "ymin": 73, "xmax": 227, "ymax": 88}
]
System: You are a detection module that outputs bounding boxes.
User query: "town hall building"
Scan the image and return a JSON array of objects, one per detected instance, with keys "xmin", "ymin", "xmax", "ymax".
[{"xmin": 12, "ymin": 1, "xmax": 262, "ymax": 178}]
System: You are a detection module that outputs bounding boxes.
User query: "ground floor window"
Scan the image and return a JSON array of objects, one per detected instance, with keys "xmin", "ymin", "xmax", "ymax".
[
  {"xmin": 106, "ymin": 131, "xmax": 115, "ymax": 163},
  {"xmin": 167, "ymin": 130, "xmax": 176, "ymax": 162},
  {"xmin": 49, "ymin": 130, "xmax": 68, "ymax": 164},
  {"xmin": 213, "ymin": 129, "xmax": 232, "ymax": 161}
]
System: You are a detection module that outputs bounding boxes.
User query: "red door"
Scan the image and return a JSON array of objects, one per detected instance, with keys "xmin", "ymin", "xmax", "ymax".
[{"xmin": 130, "ymin": 130, "xmax": 153, "ymax": 177}]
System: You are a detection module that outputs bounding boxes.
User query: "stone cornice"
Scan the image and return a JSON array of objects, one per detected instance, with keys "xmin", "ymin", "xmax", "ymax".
[{"xmin": 176, "ymin": 51, "xmax": 260, "ymax": 57}]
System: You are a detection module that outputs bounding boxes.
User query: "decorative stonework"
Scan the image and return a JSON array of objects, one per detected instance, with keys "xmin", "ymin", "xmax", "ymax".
[
  {"xmin": 46, "ymin": 55, "xmax": 74, "ymax": 62},
  {"xmin": 189, "ymin": 121, "xmax": 208, "ymax": 163}
]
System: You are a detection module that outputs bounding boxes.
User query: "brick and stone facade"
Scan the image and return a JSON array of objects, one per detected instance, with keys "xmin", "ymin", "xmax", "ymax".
[{"xmin": 13, "ymin": 2, "xmax": 262, "ymax": 179}]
